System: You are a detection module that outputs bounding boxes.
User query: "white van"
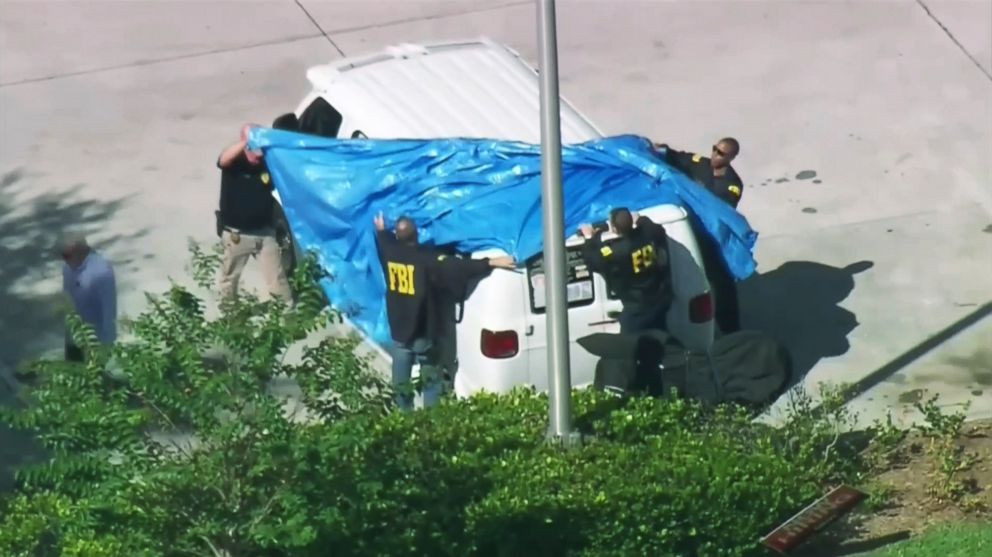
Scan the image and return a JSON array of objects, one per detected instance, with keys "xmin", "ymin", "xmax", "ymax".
[{"xmin": 277, "ymin": 38, "xmax": 715, "ymax": 397}]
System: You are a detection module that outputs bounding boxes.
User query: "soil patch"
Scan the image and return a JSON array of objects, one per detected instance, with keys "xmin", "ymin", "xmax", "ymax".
[{"xmin": 797, "ymin": 419, "xmax": 992, "ymax": 556}]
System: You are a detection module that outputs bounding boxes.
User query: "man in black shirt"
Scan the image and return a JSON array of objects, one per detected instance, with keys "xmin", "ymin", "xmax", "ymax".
[
  {"xmin": 579, "ymin": 208, "xmax": 673, "ymax": 334},
  {"xmin": 215, "ymin": 118, "xmax": 295, "ymax": 303},
  {"xmin": 374, "ymin": 212, "xmax": 515, "ymax": 411},
  {"xmin": 657, "ymin": 137, "xmax": 744, "ymax": 209},
  {"xmin": 655, "ymin": 137, "xmax": 744, "ymax": 334}
]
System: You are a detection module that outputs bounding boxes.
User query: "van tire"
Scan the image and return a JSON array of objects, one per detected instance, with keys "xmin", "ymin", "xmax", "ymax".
[
  {"xmin": 273, "ymin": 202, "xmax": 303, "ymax": 281},
  {"xmin": 273, "ymin": 202, "xmax": 331, "ymax": 308}
]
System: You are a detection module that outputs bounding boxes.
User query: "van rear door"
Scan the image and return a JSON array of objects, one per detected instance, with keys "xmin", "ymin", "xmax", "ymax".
[{"xmin": 523, "ymin": 240, "xmax": 611, "ymax": 390}]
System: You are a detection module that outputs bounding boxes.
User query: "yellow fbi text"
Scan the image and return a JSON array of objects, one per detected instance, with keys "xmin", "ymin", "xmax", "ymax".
[
  {"xmin": 387, "ymin": 262, "xmax": 416, "ymax": 295},
  {"xmin": 631, "ymin": 245, "xmax": 657, "ymax": 274}
]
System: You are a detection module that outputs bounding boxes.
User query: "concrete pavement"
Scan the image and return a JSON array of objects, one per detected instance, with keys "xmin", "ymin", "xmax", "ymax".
[{"xmin": 0, "ymin": 0, "xmax": 990, "ymax": 431}]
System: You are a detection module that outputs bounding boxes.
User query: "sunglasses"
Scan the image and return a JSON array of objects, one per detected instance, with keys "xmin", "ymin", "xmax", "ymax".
[{"xmin": 712, "ymin": 144, "xmax": 729, "ymax": 158}]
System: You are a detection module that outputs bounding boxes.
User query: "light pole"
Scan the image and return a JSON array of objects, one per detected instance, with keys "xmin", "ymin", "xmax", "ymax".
[{"xmin": 536, "ymin": 0, "xmax": 573, "ymax": 442}]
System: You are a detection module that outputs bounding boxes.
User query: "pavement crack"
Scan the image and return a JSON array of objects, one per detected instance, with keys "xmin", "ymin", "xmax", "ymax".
[
  {"xmin": 0, "ymin": 33, "xmax": 324, "ymax": 88},
  {"xmin": 293, "ymin": 0, "xmax": 346, "ymax": 57},
  {"xmin": 916, "ymin": 0, "xmax": 992, "ymax": 84},
  {"xmin": 0, "ymin": 1, "xmax": 532, "ymax": 87},
  {"xmin": 324, "ymin": 0, "xmax": 531, "ymax": 36}
]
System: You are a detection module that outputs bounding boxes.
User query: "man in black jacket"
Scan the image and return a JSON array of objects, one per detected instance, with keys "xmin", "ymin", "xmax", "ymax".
[
  {"xmin": 656, "ymin": 137, "xmax": 744, "ymax": 209},
  {"xmin": 579, "ymin": 208, "xmax": 673, "ymax": 334},
  {"xmin": 374, "ymin": 212, "xmax": 515, "ymax": 411},
  {"xmin": 215, "ymin": 116, "xmax": 298, "ymax": 303},
  {"xmin": 655, "ymin": 137, "xmax": 744, "ymax": 333}
]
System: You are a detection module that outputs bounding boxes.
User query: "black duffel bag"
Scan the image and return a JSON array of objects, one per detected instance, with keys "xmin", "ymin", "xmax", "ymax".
[{"xmin": 577, "ymin": 329, "xmax": 792, "ymax": 408}]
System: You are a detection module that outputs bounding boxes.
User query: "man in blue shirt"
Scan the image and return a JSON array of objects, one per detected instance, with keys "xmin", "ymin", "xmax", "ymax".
[{"xmin": 61, "ymin": 236, "xmax": 117, "ymax": 361}]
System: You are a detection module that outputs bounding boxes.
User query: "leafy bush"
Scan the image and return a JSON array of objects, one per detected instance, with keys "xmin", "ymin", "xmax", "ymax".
[{"xmin": 0, "ymin": 243, "xmax": 871, "ymax": 557}]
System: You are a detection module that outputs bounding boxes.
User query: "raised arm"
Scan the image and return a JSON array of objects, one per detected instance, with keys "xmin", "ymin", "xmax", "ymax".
[
  {"xmin": 579, "ymin": 224, "xmax": 610, "ymax": 274},
  {"xmin": 217, "ymin": 124, "xmax": 257, "ymax": 168},
  {"xmin": 431, "ymin": 254, "xmax": 515, "ymax": 302},
  {"xmin": 372, "ymin": 212, "xmax": 397, "ymax": 247}
]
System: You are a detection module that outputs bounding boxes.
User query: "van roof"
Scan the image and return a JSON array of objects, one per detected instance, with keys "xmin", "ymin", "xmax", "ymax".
[{"xmin": 305, "ymin": 38, "xmax": 604, "ymax": 143}]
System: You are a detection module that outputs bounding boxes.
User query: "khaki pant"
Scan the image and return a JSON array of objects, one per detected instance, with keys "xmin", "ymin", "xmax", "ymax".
[{"xmin": 218, "ymin": 228, "xmax": 292, "ymax": 303}]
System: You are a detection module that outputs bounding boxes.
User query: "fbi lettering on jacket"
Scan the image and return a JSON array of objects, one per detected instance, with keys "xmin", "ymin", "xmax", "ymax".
[
  {"xmin": 387, "ymin": 262, "xmax": 416, "ymax": 295},
  {"xmin": 631, "ymin": 245, "xmax": 656, "ymax": 274}
]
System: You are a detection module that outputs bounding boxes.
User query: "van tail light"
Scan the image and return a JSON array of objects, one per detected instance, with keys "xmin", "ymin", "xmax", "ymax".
[
  {"xmin": 689, "ymin": 293, "xmax": 714, "ymax": 323},
  {"xmin": 481, "ymin": 329, "xmax": 519, "ymax": 359}
]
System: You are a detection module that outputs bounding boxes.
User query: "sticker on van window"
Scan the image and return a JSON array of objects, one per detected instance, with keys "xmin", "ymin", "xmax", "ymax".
[
  {"xmin": 528, "ymin": 272, "xmax": 594, "ymax": 312},
  {"xmin": 567, "ymin": 282, "xmax": 593, "ymax": 303},
  {"xmin": 531, "ymin": 274, "xmax": 546, "ymax": 308},
  {"xmin": 526, "ymin": 246, "xmax": 596, "ymax": 312}
]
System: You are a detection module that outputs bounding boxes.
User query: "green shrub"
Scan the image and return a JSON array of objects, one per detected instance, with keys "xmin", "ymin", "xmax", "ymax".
[{"xmin": 0, "ymin": 244, "xmax": 870, "ymax": 557}]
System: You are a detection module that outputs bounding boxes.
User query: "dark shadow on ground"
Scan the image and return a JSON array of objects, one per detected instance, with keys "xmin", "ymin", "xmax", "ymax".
[
  {"xmin": 796, "ymin": 529, "xmax": 912, "ymax": 557},
  {"xmin": 0, "ymin": 166, "xmax": 145, "ymax": 495},
  {"xmin": 737, "ymin": 260, "xmax": 874, "ymax": 385},
  {"xmin": 0, "ymin": 166, "xmax": 146, "ymax": 371}
]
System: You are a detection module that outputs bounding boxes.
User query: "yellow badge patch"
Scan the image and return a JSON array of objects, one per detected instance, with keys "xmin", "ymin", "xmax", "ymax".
[
  {"xmin": 261, "ymin": 172, "xmax": 270, "ymax": 185},
  {"xmin": 437, "ymin": 254, "xmax": 447, "ymax": 261},
  {"xmin": 600, "ymin": 246, "xmax": 613, "ymax": 257},
  {"xmin": 728, "ymin": 185, "xmax": 741, "ymax": 197},
  {"xmin": 692, "ymin": 153, "xmax": 702, "ymax": 163}
]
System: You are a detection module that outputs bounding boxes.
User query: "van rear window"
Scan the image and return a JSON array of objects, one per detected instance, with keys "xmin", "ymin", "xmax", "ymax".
[{"xmin": 526, "ymin": 245, "xmax": 595, "ymax": 313}]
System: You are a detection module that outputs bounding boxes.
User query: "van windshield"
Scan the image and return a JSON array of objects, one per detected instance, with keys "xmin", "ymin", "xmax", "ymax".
[{"xmin": 526, "ymin": 245, "xmax": 595, "ymax": 313}]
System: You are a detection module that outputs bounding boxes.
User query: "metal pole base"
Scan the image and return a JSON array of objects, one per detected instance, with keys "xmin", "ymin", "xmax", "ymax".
[{"xmin": 544, "ymin": 429, "xmax": 585, "ymax": 449}]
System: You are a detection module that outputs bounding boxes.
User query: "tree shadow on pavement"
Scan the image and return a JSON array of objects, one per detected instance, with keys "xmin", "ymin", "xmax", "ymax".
[
  {"xmin": 738, "ymin": 260, "xmax": 874, "ymax": 385},
  {"xmin": 0, "ymin": 166, "xmax": 145, "ymax": 495}
]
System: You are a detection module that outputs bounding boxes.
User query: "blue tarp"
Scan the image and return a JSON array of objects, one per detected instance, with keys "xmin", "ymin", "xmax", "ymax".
[{"xmin": 248, "ymin": 130, "xmax": 758, "ymax": 345}]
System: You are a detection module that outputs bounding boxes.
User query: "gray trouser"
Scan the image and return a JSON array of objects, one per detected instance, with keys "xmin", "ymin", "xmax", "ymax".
[{"xmin": 218, "ymin": 228, "xmax": 292, "ymax": 303}]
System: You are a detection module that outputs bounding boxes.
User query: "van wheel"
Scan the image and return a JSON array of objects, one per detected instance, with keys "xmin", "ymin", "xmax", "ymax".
[
  {"xmin": 273, "ymin": 203, "xmax": 300, "ymax": 277},
  {"xmin": 273, "ymin": 203, "xmax": 329, "ymax": 308}
]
